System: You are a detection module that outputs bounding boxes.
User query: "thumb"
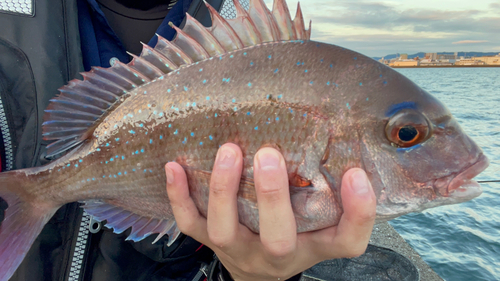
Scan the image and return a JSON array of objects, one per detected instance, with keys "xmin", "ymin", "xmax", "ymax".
[{"xmin": 332, "ymin": 168, "xmax": 377, "ymax": 257}]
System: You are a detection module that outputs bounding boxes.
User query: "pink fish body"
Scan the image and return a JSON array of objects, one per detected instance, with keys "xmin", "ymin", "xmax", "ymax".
[{"xmin": 0, "ymin": 0, "xmax": 489, "ymax": 280}]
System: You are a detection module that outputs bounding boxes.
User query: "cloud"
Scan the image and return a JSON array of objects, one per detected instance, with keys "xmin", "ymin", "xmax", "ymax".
[
  {"xmin": 490, "ymin": 2, "xmax": 500, "ymax": 10},
  {"xmin": 303, "ymin": 1, "xmax": 500, "ymax": 56},
  {"xmin": 452, "ymin": 40, "xmax": 489, "ymax": 44}
]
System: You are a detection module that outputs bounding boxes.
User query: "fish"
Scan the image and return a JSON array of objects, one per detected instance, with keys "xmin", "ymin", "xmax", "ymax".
[{"xmin": 0, "ymin": 0, "xmax": 490, "ymax": 279}]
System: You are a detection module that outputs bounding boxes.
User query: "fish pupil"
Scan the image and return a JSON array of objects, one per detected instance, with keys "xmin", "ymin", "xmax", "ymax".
[{"xmin": 399, "ymin": 125, "xmax": 418, "ymax": 142}]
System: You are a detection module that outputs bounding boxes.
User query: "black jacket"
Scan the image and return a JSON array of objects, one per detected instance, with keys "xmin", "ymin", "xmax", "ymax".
[{"xmin": 0, "ymin": 0, "xmax": 224, "ymax": 280}]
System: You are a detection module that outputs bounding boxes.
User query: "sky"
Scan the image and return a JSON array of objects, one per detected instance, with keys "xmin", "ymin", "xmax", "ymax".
[{"xmin": 263, "ymin": 0, "xmax": 500, "ymax": 57}]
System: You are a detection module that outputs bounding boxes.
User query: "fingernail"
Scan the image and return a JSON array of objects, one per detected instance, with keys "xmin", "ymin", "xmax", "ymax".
[
  {"xmin": 256, "ymin": 148, "xmax": 282, "ymax": 170},
  {"xmin": 165, "ymin": 164, "xmax": 174, "ymax": 185},
  {"xmin": 216, "ymin": 146, "xmax": 236, "ymax": 169},
  {"xmin": 350, "ymin": 170, "xmax": 370, "ymax": 195}
]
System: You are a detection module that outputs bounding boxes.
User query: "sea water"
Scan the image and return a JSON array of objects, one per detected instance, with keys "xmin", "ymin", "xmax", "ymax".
[{"xmin": 391, "ymin": 67, "xmax": 500, "ymax": 281}]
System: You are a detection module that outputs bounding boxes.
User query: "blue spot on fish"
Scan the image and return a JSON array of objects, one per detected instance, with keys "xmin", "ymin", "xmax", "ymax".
[
  {"xmin": 144, "ymin": 91, "xmax": 147, "ymax": 94},
  {"xmin": 118, "ymin": 172, "xmax": 122, "ymax": 176},
  {"xmin": 247, "ymin": 112, "xmax": 251, "ymax": 115},
  {"xmin": 232, "ymin": 98, "xmax": 236, "ymax": 103},
  {"xmin": 215, "ymin": 113, "xmax": 218, "ymax": 117},
  {"xmin": 174, "ymin": 129, "xmax": 178, "ymax": 135},
  {"xmin": 366, "ymin": 97, "xmax": 369, "ymax": 101},
  {"xmin": 250, "ymin": 61, "xmax": 254, "ymax": 66},
  {"xmin": 110, "ymin": 158, "xmax": 114, "ymax": 162},
  {"xmin": 268, "ymin": 55, "xmax": 272, "ymax": 59},
  {"xmin": 75, "ymin": 164, "xmax": 78, "ymax": 167},
  {"xmin": 354, "ymin": 57, "xmax": 357, "ymax": 60},
  {"xmin": 79, "ymin": 159, "xmax": 83, "ymax": 163},
  {"xmin": 140, "ymin": 149, "xmax": 144, "ymax": 153},
  {"xmin": 122, "ymin": 156, "xmax": 125, "ymax": 160},
  {"xmin": 106, "ymin": 143, "xmax": 110, "ymax": 147},
  {"xmin": 150, "ymin": 139, "xmax": 153, "ymax": 144},
  {"xmin": 276, "ymin": 117, "xmax": 279, "ymax": 121},
  {"xmin": 167, "ymin": 89, "xmax": 171, "ymax": 93},
  {"xmin": 310, "ymin": 81, "xmax": 313, "ymax": 85},
  {"xmin": 129, "ymin": 130, "xmax": 135, "ymax": 134},
  {"xmin": 199, "ymin": 142, "xmax": 203, "ymax": 145},
  {"xmin": 254, "ymin": 126, "xmax": 258, "ymax": 130},
  {"xmin": 184, "ymin": 86, "xmax": 188, "ymax": 91},
  {"xmin": 248, "ymin": 82, "xmax": 252, "ymax": 87},
  {"xmin": 330, "ymin": 64, "xmax": 333, "ymax": 68},
  {"xmin": 115, "ymin": 138, "xmax": 119, "ymax": 141},
  {"xmin": 160, "ymin": 135, "xmax": 163, "ymax": 139},
  {"xmin": 386, "ymin": 102, "xmax": 417, "ymax": 117},
  {"xmin": 206, "ymin": 96, "xmax": 210, "ymax": 100},
  {"xmin": 203, "ymin": 79, "xmax": 207, "ymax": 84},
  {"xmin": 199, "ymin": 68, "xmax": 203, "ymax": 72},
  {"xmin": 383, "ymin": 81, "xmax": 387, "ymax": 85},
  {"xmin": 209, "ymin": 135, "xmax": 213, "ymax": 140},
  {"xmin": 305, "ymin": 69, "xmax": 308, "ymax": 73},
  {"xmin": 274, "ymin": 69, "xmax": 279, "ymax": 73},
  {"xmin": 278, "ymin": 94, "xmax": 282, "ymax": 99},
  {"xmin": 191, "ymin": 132, "xmax": 194, "ymax": 137},
  {"xmin": 359, "ymin": 82, "xmax": 363, "ymax": 86},
  {"xmin": 243, "ymin": 52, "xmax": 247, "ymax": 55},
  {"xmin": 230, "ymin": 55, "xmax": 234, "ymax": 58}
]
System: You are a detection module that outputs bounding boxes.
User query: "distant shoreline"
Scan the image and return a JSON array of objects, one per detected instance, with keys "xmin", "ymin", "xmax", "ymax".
[{"xmin": 391, "ymin": 65, "xmax": 500, "ymax": 68}]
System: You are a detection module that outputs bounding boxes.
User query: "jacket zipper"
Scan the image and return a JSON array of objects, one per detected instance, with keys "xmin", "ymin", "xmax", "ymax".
[
  {"xmin": 0, "ymin": 96, "xmax": 13, "ymax": 171},
  {"xmin": 67, "ymin": 211, "xmax": 92, "ymax": 281}
]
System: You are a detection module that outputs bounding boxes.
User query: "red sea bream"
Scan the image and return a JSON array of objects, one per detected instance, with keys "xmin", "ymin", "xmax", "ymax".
[{"xmin": 0, "ymin": 0, "xmax": 489, "ymax": 280}]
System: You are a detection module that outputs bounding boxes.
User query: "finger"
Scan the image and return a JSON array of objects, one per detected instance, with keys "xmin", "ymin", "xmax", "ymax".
[
  {"xmin": 254, "ymin": 147, "xmax": 297, "ymax": 258},
  {"xmin": 327, "ymin": 168, "xmax": 376, "ymax": 258},
  {"xmin": 165, "ymin": 162, "xmax": 209, "ymax": 244},
  {"xmin": 207, "ymin": 143, "xmax": 244, "ymax": 248}
]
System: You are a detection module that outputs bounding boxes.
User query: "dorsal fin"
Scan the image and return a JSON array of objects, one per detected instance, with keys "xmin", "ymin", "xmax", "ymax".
[{"xmin": 42, "ymin": 0, "xmax": 311, "ymax": 158}]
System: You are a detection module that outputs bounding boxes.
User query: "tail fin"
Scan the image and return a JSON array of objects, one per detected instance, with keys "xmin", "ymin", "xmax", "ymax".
[{"xmin": 0, "ymin": 171, "xmax": 58, "ymax": 281}]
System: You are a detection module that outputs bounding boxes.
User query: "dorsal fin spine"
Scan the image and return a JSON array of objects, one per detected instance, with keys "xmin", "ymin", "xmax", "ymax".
[
  {"xmin": 184, "ymin": 13, "xmax": 226, "ymax": 56},
  {"xmin": 273, "ymin": 0, "xmax": 296, "ymax": 40},
  {"xmin": 43, "ymin": 0, "xmax": 312, "ymax": 157},
  {"xmin": 90, "ymin": 67, "xmax": 137, "ymax": 91},
  {"xmin": 169, "ymin": 22, "xmax": 211, "ymax": 61},
  {"xmin": 204, "ymin": 1, "xmax": 245, "ymax": 51},
  {"xmin": 155, "ymin": 34, "xmax": 194, "ymax": 65},
  {"xmin": 140, "ymin": 42, "xmax": 179, "ymax": 72},
  {"xmin": 127, "ymin": 52, "xmax": 165, "ymax": 80}
]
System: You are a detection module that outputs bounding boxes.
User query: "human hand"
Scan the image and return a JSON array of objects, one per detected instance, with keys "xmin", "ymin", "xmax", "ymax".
[{"xmin": 165, "ymin": 143, "xmax": 376, "ymax": 281}]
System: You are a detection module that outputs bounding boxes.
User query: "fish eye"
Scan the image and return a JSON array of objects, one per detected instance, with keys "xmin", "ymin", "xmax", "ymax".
[{"xmin": 385, "ymin": 109, "xmax": 431, "ymax": 147}]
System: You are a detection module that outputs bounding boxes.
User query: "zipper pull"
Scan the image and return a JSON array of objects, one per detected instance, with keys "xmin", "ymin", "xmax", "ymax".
[{"xmin": 88, "ymin": 216, "xmax": 102, "ymax": 233}]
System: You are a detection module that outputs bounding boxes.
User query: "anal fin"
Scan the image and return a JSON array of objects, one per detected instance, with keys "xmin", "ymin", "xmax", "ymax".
[{"xmin": 81, "ymin": 200, "xmax": 180, "ymax": 246}]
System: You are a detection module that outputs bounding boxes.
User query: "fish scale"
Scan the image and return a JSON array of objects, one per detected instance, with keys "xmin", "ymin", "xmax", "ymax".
[{"xmin": 0, "ymin": 0, "xmax": 490, "ymax": 280}]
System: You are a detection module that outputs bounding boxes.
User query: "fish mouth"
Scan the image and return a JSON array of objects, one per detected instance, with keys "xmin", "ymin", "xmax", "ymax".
[{"xmin": 434, "ymin": 153, "xmax": 489, "ymax": 198}]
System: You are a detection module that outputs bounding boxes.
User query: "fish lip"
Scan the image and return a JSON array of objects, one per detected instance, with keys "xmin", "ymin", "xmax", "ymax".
[{"xmin": 445, "ymin": 153, "xmax": 489, "ymax": 196}]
